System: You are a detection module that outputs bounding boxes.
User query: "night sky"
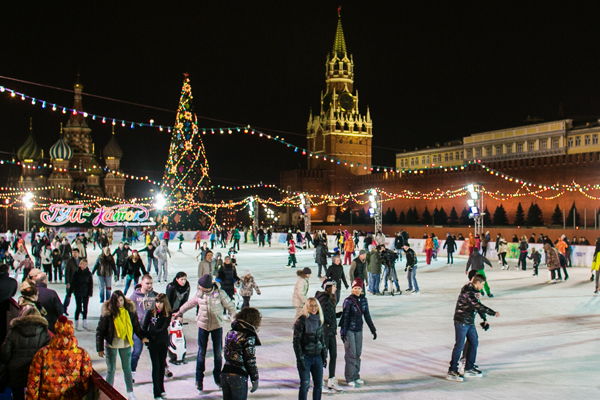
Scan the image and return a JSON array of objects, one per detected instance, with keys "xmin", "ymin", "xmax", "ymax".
[{"xmin": 2, "ymin": 1, "xmax": 600, "ymax": 198}]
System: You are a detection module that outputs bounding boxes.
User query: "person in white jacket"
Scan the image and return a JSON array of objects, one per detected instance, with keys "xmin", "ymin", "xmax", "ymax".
[
  {"xmin": 40, "ymin": 243, "xmax": 53, "ymax": 280},
  {"xmin": 154, "ymin": 240, "xmax": 171, "ymax": 283},
  {"xmin": 292, "ymin": 267, "xmax": 311, "ymax": 320},
  {"xmin": 173, "ymin": 274, "xmax": 236, "ymax": 393}
]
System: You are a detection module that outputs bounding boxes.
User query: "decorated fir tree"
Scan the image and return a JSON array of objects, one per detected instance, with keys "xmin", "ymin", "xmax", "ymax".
[{"xmin": 162, "ymin": 74, "xmax": 212, "ymax": 230}]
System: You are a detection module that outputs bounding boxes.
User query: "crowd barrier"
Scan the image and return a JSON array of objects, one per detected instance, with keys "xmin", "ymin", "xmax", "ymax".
[{"xmin": 10, "ymin": 230, "xmax": 594, "ymax": 267}]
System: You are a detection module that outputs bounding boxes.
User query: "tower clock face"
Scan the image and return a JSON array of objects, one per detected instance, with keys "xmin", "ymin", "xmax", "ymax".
[{"xmin": 338, "ymin": 92, "xmax": 354, "ymax": 111}]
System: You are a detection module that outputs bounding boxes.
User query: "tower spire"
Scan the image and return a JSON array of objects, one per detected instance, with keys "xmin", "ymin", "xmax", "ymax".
[{"xmin": 332, "ymin": 9, "xmax": 346, "ymax": 58}]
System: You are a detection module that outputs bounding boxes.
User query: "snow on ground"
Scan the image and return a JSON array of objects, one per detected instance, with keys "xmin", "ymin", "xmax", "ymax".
[{"xmin": 50, "ymin": 240, "xmax": 598, "ymax": 400}]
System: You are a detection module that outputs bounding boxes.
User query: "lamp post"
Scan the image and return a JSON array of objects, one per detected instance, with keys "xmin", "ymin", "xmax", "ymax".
[
  {"xmin": 369, "ymin": 189, "xmax": 382, "ymax": 233},
  {"xmin": 22, "ymin": 192, "xmax": 34, "ymax": 232},
  {"xmin": 467, "ymin": 184, "xmax": 483, "ymax": 237},
  {"xmin": 154, "ymin": 193, "xmax": 166, "ymax": 228}
]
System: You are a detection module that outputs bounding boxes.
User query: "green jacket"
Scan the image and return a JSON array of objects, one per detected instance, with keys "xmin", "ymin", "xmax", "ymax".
[{"xmin": 366, "ymin": 250, "xmax": 382, "ymax": 274}]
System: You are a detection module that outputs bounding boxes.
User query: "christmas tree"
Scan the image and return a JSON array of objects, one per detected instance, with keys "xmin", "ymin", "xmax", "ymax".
[
  {"xmin": 514, "ymin": 202, "xmax": 525, "ymax": 226},
  {"xmin": 162, "ymin": 74, "xmax": 213, "ymax": 230}
]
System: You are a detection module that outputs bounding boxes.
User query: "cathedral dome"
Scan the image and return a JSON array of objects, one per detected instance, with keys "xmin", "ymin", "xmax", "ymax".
[
  {"xmin": 86, "ymin": 156, "xmax": 103, "ymax": 175},
  {"xmin": 103, "ymin": 135, "xmax": 123, "ymax": 159},
  {"xmin": 17, "ymin": 133, "xmax": 42, "ymax": 162},
  {"xmin": 49, "ymin": 136, "xmax": 73, "ymax": 161}
]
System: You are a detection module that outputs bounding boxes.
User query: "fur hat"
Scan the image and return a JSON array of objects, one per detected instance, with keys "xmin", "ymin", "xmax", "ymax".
[{"xmin": 322, "ymin": 278, "xmax": 337, "ymax": 289}]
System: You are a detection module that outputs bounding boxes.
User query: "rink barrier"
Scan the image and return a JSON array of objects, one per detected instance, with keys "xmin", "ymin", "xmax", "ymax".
[
  {"xmin": 86, "ymin": 370, "xmax": 126, "ymax": 400},
  {"xmin": 12, "ymin": 230, "xmax": 594, "ymax": 267}
]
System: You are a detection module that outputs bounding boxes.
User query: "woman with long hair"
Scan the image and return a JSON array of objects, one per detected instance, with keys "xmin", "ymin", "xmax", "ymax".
[
  {"xmin": 142, "ymin": 293, "xmax": 172, "ymax": 400},
  {"xmin": 96, "ymin": 290, "xmax": 147, "ymax": 400},
  {"xmin": 293, "ymin": 297, "xmax": 326, "ymax": 400},
  {"xmin": 166, "ymin": 271, "xmax": 190, "ymax": 313},
  {"xmin": 315, "ymin": 279, "xmax": 343, "ymax": 392}
]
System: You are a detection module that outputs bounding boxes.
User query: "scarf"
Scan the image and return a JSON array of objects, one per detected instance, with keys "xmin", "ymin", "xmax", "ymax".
[
  {"xmin": 114, "ymin": 307, "xmax": 133, "ymax": 346},
  {"xmin": 305, "ymin": 312, "xmax": 320, "ymax": 334}
]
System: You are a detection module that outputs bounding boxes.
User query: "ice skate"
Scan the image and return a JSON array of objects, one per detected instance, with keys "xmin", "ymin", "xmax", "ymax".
[{"xmin": 327, "ymin": 377, "xmax": 344, "ymax": 392}]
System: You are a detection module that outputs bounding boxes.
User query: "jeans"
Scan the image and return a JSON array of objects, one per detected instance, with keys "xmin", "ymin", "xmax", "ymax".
[
  {"xmin": 556, "ymin": 265, "xmax": 569, "ymax": 280},
  {"xmin": 53, "ymin": 262, "xmax": 63, "ymax": 282},
  {"xmin": 63, "ymin": 287, "xmax": 72, "ymax": 311},
  {"xmin": 74, "ymin": 295, "xmax": 89, "ymax": 321},
  {"xmin": 130, "ymin": 334, "xmax": 145, "ymax": 372},
  {"xmin": 298, "ymin": 354, "xmax": 323, "ymax": 400},
  {"xmin": 447, "ymin": 251, "xmax": 454, "ymax": 264},
  {"xmin": 221, "ymin": 373, "xmax": 248, "ymax": 400},
  {"xmin": 233, "ymin": 239, "xmax": 240, "ymax": 251},
  {"xmin": 123, "ymin": 276, "xmax": 139, "ymax": 296},
  {"xmin": 369, "ymin": 273, "xmax": 381, "ymax": 294},
  {"xmin": 324, "ymin": 334, "xmax": 337, "ymax": 379},
  {"xmin": 242, "ymin": 296, "xmax": 251, "ymax": 309},
  {"xmin": 287, "ymin": 254, "xmax": 297, "ymax": 267},
  {"xmin": 149, "ymin": 345, "xmax": 168, "ymax": 398},
  {"xmin": 481, "ymin": 246, "xmax": 487, "ymax": 256},
  {"xmin": 449, "ymin": 322, "xmax": 478, "ymax": 372},
  {"xmin": 106, "ymin": 346, "xmax": 134, "ymax": 393},
  {"xmin": 157, "ymin": 259, "xmax": 168, "ymax": 281},
  {"xmin": 518, "ymin": 252, "xmax": 527, "ymax": 270},
  {"xmin": 196, "ymin": 327, "xmax": 223, "ymax": 384},
  {"xmin": 344, "ymin": 330, "xmax": 363, "ymax": 383},
  {"xmin": 42, "ymin": 263, "xmax": 52, "ymax": 280},
  {"xmin": 148, "ymin": 257, "xmax": 158, "ymax": 275},
  {"xmin": 407, "ymin": 266, "xmax": 419, "ymax": 291},
  {"xmin": 383, "ymin": 267, "xmax": 400, "ymax": 291},
  {"xmin": 97, "ymin": 276, "xmax": 112, "ymax": 303},
  {"xmin": 317, "ymin": 263, "xmax": 326, "ymax": 277}
]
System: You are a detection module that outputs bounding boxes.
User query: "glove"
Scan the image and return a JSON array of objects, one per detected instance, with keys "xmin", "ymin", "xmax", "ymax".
[
  {"xmin": 341, "ymin": 335, "xmax": 347, "ymax": 343},
  {"xmin": 250, "ymin": 380, "xmax": 259, "ymax": 393},
  {"xmin": 323, "ymin": 359, "xmax": 327, "ymax": 369},
  {"xmin": 297, "ymin": 360, "xmax": 306, "ymax": 371},
  {"xmin": 404, "ymin": 267, "xmax": 407, "ymax": 272},
  {"xmin": 372, "ymin": 332, "xmax": 377, "ymax": 340}
]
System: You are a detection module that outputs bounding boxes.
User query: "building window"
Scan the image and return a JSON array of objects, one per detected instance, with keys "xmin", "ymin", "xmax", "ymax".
[
  {"xmin": 449, "ymin": 153, "xmax": 453, "ymax": 161},
  {"xmin": 552, "ymin": 138, "xmax": 559, "ymax": 149},
  {"xmin": 541, "ymin": 140, "xmax": 547, "ymax": 150},
  {"xmin": 426, "ymin": 155, "xmax": 430, "ymax": 164},
  {"xmin": 506, "ymin": 145, "xmax": 512, "ymax": 154},
  {"xmin": 585, "ymin": 135, "xmax": 591, "ymax": 145},
  {"xmin": 445, "ymin": 153, "xmax": 449, "ymax": 162},
  {"xmin": 466, "ymin": 150, "xmax": 472, "ymax": 159},
  {"xmin": 528, "ymin": 142, "xmax": 535, "ymax": 152},
  {"xmin": 495, "ymin": 145, "xmax": 502, "ymax": 155},
  {"xmin": 593, "ymin": 134, "xmax": 598, "ymax": 145},
  {"xmin": 475, "ymin": 149, "xmax": 481, "ymax": 158},
  {"xmin": 420, "ymin": 156, "xmax": 424, "ymax": 164},
  {"xmin": 485, "ymin": 147, "xmax": 491, "ymax": 156},
  {"xmin": 517, "ymin": 143, "xmax": 523, "ymax": 153},
  {"xmin": 567, "ymin": 137, "xmax": 573, "ymax": 147},
  {"xmin": 575, "ymin": 136, "xmax": 581, "ymax": 146}
]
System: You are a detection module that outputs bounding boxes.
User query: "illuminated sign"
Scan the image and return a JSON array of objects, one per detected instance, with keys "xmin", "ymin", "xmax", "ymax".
[{"xmin": 40, "ymin": 204, "xmax": 155, "ymax": 227}]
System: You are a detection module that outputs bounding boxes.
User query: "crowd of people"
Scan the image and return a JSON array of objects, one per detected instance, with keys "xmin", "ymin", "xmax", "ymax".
[{"xmin": 0, "ymin": 224, "xmax": 597, "ymax": 399}]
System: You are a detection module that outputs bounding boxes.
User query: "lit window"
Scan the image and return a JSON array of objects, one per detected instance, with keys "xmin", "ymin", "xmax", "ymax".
[
  {"xmin": 528, "ymin": 142, "xmax": 535, "ymax": 151},
  {"xmin": 575, "ymin": 136, "xmax": 581, "ymax": 146},
  {"xmin": 593, "ymin": 134, "xmax": 598, "ymax": 145},
  {"xmin": 552, "ymin": 138, "xmax": 559, "ymax": 149},
  {"xmin": 567, "ymin": 137, "xmax": 573, "ymax": 147},
  {"xmin": 585, "ymin": 135, "xmax": 591, "ymax": 145},
  {"xmin": 496, "ymin": 145, "xmax": 502, "ymax": 155}
]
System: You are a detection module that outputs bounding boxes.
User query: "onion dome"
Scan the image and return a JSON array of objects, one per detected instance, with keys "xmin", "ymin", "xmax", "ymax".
[
  {"xmin": 49, "ymin": 124, "xmax": 73, "ymax": 161},
  {"xmin": 17, "ymin": 119, "xmax": 42, "ymax": 162},
  {"xmin": 86, "ymin": 155, "xmax": 103, "ymax": 175},
  {"xmin": 103, "ymin": 128, "xmax": 123, "ymax": 158}
]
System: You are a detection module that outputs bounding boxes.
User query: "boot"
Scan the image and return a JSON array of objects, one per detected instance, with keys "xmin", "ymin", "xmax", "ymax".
[
  {"xmin": 83, "ymin": 320, "xmax": 88, "ymax": 330},
  {"xmin": 327, "ymin": 377, "xmax": 343, "ymax": 392},
  {"xmin": 75, "ymin": 320, "xmax": 79, "ymax": 330}
]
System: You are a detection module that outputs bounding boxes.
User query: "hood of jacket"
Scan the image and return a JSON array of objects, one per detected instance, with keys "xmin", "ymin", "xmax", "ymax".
[
  {"xmin": 230, "ymin": 319, "xmax": 261, "ymax": 346},
  {"xmin": 10, "ymin": 314, "xmax": 48, "ymax": 337},
  {"xmin": 101, "ymin": 297, "xmax": 137, "ymax": 317}
]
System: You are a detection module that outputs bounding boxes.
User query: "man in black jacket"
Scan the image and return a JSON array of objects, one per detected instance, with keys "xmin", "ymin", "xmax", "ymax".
[
  {"xmin": 63, "ymin": 248, "xmax": 81, "ymax": 314},
  {"xmin": 349, "ymin": 250, "xmax": 367, "ymax": 286},
  {"xmin": 33, "ymin": 273, "xmax": 64, "ymax": 333},
  {"xmin": 112, "ymin": 242, "xmax": 130, "ymax": 286},
  {"xmin": 447, "ymin": 274, "xmax": 499, "ymax": 382},
  {"xmin": 465, "ymin": 248, "xmax": 494, "ymax": 297}
]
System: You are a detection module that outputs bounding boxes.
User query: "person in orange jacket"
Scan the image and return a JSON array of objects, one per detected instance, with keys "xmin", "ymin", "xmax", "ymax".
[
  {"xmin": 468, "ymin": 233, "xmax": 477, "ymax": 256},
  {"xmin": 424, "ymin": 235, "xmax": 434, "ymax": 265},
  {"xmin": 343, "ymin": 237, "xmax": 355, "ymax": 266}
]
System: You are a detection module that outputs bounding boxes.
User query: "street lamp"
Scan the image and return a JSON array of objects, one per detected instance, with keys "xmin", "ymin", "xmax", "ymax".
[
  {"xmin": 22, "ymin": 192, "xmax": 34, "ymax": 232},
  {"xmin": 368, "ymin": 189, "xmax": 382, "ymax": 233},
  {"xmin": 299, "ymin": 193, "xmax": 311, "ymax": 233},
  {"xmin": 154, "ymin": 193, "xmax": 166, "ymax": 228},
  {"xmin": 467, "ymin": 184, "xmax": 483, "ymax": 237}
]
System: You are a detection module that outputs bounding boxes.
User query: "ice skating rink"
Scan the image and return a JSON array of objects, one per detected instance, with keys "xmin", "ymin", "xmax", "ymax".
[{"xmin": 61, "ymin": 241, "xmax": 598, "ymax": 399}]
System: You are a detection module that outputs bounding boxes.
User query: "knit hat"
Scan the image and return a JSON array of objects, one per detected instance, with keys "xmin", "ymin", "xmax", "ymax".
[
  {"xmin": 322, "ymin": 278, "xmax": 337, "ymax": 289},
  {"xmin": 358, "ymin": 249, "xmax": 366, "ymax": 255},
  {"xmin": 28, "ymin": 268, "xmax": 43, "ymax": 278},
  {"xmin": 352, "ymin": 277, "xmax": 363, "ymax": 289},
  {"xmin": 302, "ymin": 267, "xmax": 312, "ymax": 275},
  {"xmin": 243, "ymin": 269, "xmax": 250, "ymax": 276},
  {"xmin": 198, "ymin": 274, "xmax": 213, "ymax": 289}
]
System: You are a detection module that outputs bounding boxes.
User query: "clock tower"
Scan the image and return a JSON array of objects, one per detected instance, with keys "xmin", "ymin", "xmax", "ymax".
[{"xmin": 307, "ymin": 10, "xmax": 373, "ymax": 176}]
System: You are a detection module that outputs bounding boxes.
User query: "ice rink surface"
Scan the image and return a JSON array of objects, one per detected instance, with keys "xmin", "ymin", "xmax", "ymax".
[{"xmin": 51, "ymin": 240, "xmax": 598, "ymax": 400}]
